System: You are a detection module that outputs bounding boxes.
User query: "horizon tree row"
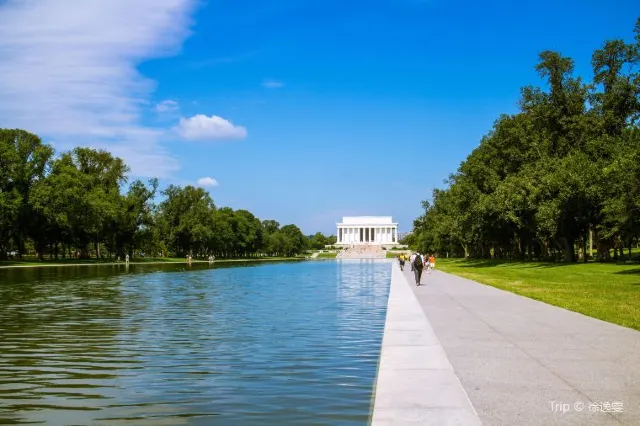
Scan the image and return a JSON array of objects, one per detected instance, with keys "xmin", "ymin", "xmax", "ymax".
[
  {"xmin": 0, "ymin": 129, "xmax": 336, "ymax": 260},
  {"xmin": 410, "ymin": 19, "xmax": 640, "ymax": 262}
]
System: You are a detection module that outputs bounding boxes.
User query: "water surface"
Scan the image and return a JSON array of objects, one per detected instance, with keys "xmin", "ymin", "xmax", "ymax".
[{"xmin": 0, "ymin": 260, "xmax": 391, "ymax": 425}]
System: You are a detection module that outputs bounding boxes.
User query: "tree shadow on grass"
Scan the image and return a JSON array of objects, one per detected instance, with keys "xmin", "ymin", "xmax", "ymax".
[
  {"xmin": 450, "ymin": 259, "xmax": 640, "ymax": 270},
  {"xmin": 453, "ymin": 260, "xmax": 497, "ymax": 268},
  {"xmin": 445, "ymin": 259, "xmax": 507, "ymax": 268},
  {"xmin": 450, "ymin": 259, "xmax": 575, "ymax": 269},
  {"xmin": 526, "ymin": 263, "xmax": 576, "ymax": 269},
  {"xmin": 613, "ymin": 268, "xmax": 640, "ymax": 275}
]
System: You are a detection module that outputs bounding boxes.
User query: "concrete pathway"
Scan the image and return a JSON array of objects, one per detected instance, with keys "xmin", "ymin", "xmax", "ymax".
[
  {"xmin": 371, "ymin": 264, "xmax": 481, "ymax": 425},
  {"xmin": 404, "ymin": 266, "xmax": 640, "ymax": 425}
]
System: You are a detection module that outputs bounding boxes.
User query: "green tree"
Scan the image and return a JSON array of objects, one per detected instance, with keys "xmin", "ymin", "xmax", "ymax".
[
  {"xmin": 0, "ymin": 129, "xmax": 53, "ymax": 259},
  {"xmin": 157, "ymin": 185, "xmax": 215, "ymax": 257},
  {"xmin": 411, "ymin": 19, "xmax": 640, "ymax": 262}
]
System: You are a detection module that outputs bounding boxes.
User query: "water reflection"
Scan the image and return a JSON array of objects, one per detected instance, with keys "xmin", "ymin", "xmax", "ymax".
[{"xmin": 0, "ymin": 261, "xmax": 390, "ymax": 425}]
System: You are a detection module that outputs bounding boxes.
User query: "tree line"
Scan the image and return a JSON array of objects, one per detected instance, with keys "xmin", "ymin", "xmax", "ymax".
[
  {"xmin": 410, "ymin": 19, "xmax": 640, "ymax": 262},
  {"xmin": 0, "ymin": 130, "xmax": 336, "ymax": 260}
]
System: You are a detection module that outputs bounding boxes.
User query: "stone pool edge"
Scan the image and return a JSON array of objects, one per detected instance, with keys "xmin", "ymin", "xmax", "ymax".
[{"xmin": 369, "ymin": 263, "xmax": 482, "ymax": 425}]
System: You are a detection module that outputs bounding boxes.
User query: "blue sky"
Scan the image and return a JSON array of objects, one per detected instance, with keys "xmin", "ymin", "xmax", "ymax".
[{"xmin": 0, "ymin": 0, "xmax": 638, "ymax": 235}]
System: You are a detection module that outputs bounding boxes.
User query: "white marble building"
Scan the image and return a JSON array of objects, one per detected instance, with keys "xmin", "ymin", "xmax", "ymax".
[{"xmin": 336, "ymin": 216, "xmax": 399, "ymax": 245}]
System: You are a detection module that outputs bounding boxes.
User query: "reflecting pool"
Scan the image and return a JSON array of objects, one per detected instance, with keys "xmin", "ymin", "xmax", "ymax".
[{"xmin": 0, "ymin": 260, "xmax": 391, "ymax": 425}]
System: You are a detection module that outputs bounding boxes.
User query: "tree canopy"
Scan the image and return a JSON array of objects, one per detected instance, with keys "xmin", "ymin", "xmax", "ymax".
[
  {"xmin": 411, "ymin": 19, "xmax": 640, "ymax": 262},
  {"xmin": 0, "ymin": 130, "xmax": 334, "ymax": 260}
]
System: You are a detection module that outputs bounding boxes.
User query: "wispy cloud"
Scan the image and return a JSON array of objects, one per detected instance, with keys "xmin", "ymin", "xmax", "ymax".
[
  {"xmin": 189, "ymin": 50, "xmax": 260, "ymax": 69},
  {"xmin": 197, "ymin": 176, "xmax": 219, "ymax": 187},
  {"xmin": 155, "ymin": 100, "xmax": 180, "ymax": 113},
  {"xmin": 175, "ymin": 114, "xmax": 247, "ymax": 141},
  {"xmin": 0, "ymin": 0, "xmax": 196, "ymax": 178},
  {"xmin": 262, "ymin": 79, "xmax": 285, "ymax": 89}
]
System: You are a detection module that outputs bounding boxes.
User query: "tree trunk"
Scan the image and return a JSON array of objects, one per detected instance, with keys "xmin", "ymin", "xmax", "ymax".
[
  {"xmin": 515, "ymin": 234, "xmax": 525, "ymax": 260},
  {"xmin": 37, "ymin": 241, "xmax": 44, "ymax": 261},
  {"xmin": 560, "ymin": 236, "xmax": 575, "ymax": 262},
  {"xmin": 595, "ymin": 232, "xmax": 611, "ymax": 261}
]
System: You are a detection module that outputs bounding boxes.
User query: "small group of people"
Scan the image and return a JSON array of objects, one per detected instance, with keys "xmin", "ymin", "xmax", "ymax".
[{"xmin": 397, "ymin": 252, "xmax": 436, "ymax": 286}]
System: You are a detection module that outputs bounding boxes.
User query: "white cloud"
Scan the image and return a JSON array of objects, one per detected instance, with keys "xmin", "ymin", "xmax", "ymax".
[
  {"xmin": 0, "ymin": 0, "xmax": 196, "ymax": 178},
  {"xmin": 197, "ymin": 176, "xmax": 219, "ymax": 187},
  {"xmin": 155, "ymin": 100, "xmax": 179, "ymax": 113},
  {"xmin": 262, "ymin": 79, "xmax": 285, "ymax": 89},
  {"xmin": 176, "ymin": 114, "xmax": 247, "ymax": 141}
]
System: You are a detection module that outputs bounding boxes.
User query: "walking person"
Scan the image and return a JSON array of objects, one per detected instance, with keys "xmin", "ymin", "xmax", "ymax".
[
  {"xmin": 399, "ymin": 255, "xmax": 405, "ymax": 271},
  {"xmin": 423, "ymin": 253, "xmax": 430, "ymax": 273},
  {"xmin": 429, "ymin": 254, "xmax": 436, "ymax": 272},
  {"xmin": 413, "ymin": 253, "xmax": 423, "ymax": 286}
]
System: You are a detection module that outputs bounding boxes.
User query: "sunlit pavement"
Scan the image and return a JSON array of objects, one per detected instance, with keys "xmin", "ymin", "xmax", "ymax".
[{"xmin": 402, "ymin": 264, "xmax": 640, "ymax": 425}]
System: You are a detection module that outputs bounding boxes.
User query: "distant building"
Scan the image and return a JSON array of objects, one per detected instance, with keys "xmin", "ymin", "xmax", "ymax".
[{"xmin": 335, "ymin": 216, "xmax": 398, "ymax": 246}]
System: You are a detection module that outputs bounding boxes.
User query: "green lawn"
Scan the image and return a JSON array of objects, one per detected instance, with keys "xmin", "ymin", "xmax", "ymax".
[
  {"xmin": 386, "ymin": 251, "xmax": 409, "ymax": 258},
  {"xmin": 316, "ymin": 252, "xmax": 337, "ymax": 258},
  {"xmin": 436, "ymin": 259, "xmax": 640, "ymax": 331},
  {"xmin": 0, "ymin": 257, "xmax": 187, "ymax": 266},
  {"xmin": 0, "ymin": 256, "xmax": 303, "ymax": 268}
]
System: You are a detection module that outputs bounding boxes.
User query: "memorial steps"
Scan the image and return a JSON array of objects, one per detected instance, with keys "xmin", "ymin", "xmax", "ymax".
[{"xmin": 337, "ymin": 245, "xmax": 386, "ymax": 259}]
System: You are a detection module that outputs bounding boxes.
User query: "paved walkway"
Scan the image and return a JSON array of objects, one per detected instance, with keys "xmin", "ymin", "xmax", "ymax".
[
  {"xmin": 403, "ymin": 265, "xmax": 640, "ymax": 425},
  {"xmin": 371, "ymin": 263, "xmax": 481, "ymax": 425}
]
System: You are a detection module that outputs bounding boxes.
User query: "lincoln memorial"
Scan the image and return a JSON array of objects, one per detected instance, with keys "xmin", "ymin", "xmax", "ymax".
[{"xmin": 336, "ymin": 216, "xmax": 399, "ymax": 246}]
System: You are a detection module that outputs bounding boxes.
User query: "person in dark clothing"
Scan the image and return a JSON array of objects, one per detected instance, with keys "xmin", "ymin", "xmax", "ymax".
[{"xmin": 413, "ymin": 253, "xmax": 423, "ymax": 285}]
